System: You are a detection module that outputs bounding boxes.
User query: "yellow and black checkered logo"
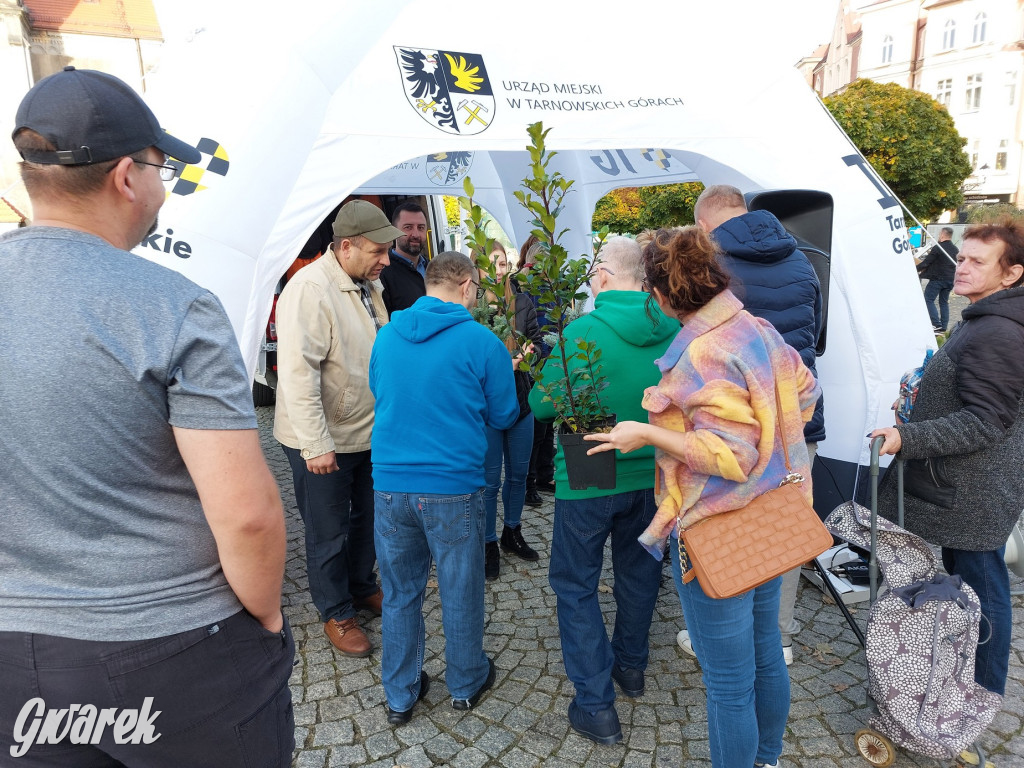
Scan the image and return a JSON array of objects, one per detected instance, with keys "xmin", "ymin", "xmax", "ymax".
[{"xmin": 167, "ymin": 137, "xmax": 229, "ymax": 197}]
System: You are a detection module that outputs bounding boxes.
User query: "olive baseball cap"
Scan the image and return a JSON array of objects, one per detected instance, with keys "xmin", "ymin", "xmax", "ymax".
[
  {"xmin": 332, "ymin": 200, "xmax": 403, "ymax": 244},
  {"xmin": 14, "ymin": 66, "xmax": 201, "ymax": 166}
]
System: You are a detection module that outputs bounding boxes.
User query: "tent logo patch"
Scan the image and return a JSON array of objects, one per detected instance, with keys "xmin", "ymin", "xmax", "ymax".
[
  {"xmin": 395, "ymin": 47, "xmax": 494, "ymax": 135},
  {"xmin": 426, "ymin": 152, "xmax": 474, "ymax": 186},
  {"xmin": 166, "ymin": 138, "xmax": 230, "ymax": 197}
]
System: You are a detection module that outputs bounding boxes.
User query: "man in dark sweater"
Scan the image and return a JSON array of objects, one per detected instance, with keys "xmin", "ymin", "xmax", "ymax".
[
  {"xmin": 380, "ymin": 201, "xmax": 429, "ymax": 314},
  {"xmin": 692, "ymin": 184, "xmax": 824, "ymax": 667},
  {"xmin": 917, "ymin": 226, "xmax": 959, "ymax": 333}
]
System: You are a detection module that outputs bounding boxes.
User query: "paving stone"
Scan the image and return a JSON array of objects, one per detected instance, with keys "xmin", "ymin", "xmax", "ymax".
[{"xmin": 253, "ymin": 406, "xmax": 1023, "ymax": 768}]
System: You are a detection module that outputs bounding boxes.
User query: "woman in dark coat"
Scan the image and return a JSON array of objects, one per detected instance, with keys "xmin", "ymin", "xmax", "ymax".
[{"xmin": 872, "ymin": 216, "xmax": 1024, "ymax": 696}]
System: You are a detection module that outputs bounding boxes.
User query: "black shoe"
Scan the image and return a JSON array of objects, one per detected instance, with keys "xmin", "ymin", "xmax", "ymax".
[
  {"xmin": 536, "ymin": 479, "xmax": 556, "ymax": 494},
  {"xmin": 524, "ymin": 489, "xmax": 543, "ymax": 507},
  {"xmin": 386, "ymin": 670, "xmax": 430, "ymax": 725},
  {"xmin": 452, "ymin": 657, "xmax": 495, "ymax": 710},
  {"xmin": 567, "ymin": 700, "xmax": 622, "ymax": 745},
  {"xmin": 501, "ymin": 524, "xmax": 539, "ymax": 561},
  {"xmin": 485, "ymin": 541, "xmax": 500, "ymax": 580},
  {"xmin": 611, "ymin": 664, "xmax": 644, "ymax": 697}
]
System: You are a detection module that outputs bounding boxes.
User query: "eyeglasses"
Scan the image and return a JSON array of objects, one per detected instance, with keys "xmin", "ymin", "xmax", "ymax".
[
  {"xmin": 134, "ymin": 159, "xmax": 179, "ymax": 182},
  {"xmin": 586, "ymin": 264, "xmax": 615, "ymax": 288}
]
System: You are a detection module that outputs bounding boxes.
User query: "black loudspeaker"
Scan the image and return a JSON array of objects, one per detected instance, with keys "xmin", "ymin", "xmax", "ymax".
[{"xmin": 745, "ymin": 190, "xmax": 834, "ymax": 356}]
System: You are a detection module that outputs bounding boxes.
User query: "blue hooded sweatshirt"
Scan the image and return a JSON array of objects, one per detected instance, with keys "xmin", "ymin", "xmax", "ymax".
[
  {"xmin": 713, "ymin": 209, "xmax": 825, "ymax": 443},
  {"xmin": 370, "ymin": 295, "xmax": 519, "ymax": 494}
]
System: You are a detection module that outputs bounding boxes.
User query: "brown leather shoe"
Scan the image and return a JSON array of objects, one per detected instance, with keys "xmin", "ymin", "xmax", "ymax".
[
  {"xmin": 354, "ymin": 587, "xmax": 383, "ymax": 617},
  {"xmin": 324, "ymin": 617, "xmax": 372, "ymax": 657}
]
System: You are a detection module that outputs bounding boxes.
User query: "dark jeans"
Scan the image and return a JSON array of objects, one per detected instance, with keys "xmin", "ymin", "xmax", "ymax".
[
  {"xmin": 548, "ymin": 490, "xmax": 661, "ymax": 711},
  {"xmin": 0, "ymin": 610, "xmax": 295, "ymax": 767},
  {"xmin": 283, "ymin": 446, "xmax": 377, "ymax": 622},
  {"xmin": 528, "ymin": 417, "xmax": 555, "ymax": 488},
  {"xmin": 942, "ymin": 546, "xmax": 1011, "ymax": 695},
  {"xmin": 924, "ymin": 279, "xmax": 954, "ymax": 330}
]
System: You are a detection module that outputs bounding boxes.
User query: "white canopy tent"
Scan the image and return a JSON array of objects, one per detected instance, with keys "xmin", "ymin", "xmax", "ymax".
[{"xmin": 141, "ymin": 0, "xmax": 934, "ymax": 508}]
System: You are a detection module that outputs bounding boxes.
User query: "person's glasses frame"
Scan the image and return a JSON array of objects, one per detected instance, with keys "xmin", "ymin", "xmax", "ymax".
[
  {"xmin": 133, "ymin": 159, "xmax": 179, "ymax": 182},
  {"xmin": 586, "ymin": 263, "xmax": 615, "ymax": 288}
]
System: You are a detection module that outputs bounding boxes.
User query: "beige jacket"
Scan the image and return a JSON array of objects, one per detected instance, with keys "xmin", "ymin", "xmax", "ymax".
[{"xmin": 273, "ymin": 249, "xmax": 388, "ymax": 457}]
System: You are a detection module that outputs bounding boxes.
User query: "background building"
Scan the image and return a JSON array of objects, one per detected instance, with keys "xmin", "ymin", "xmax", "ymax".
[
  {"xmin": 0, "ymin": 0, "xmax": 163, "ymax": 218},
  {"xmin": 805, "ymin": 0, "xmax": 1024, "ymax": 215}
]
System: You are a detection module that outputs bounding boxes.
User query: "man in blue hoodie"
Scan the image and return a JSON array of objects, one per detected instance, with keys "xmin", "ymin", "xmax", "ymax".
[
  {"xmin": 370, "ymin": 251, "xmax": 520, "ymax": 726},
  {"xmin": 687, "ymin": 184, "xmax": 824, "ymax": 667}
]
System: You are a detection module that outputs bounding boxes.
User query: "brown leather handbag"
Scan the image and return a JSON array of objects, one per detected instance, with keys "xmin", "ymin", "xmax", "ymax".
[{"xmin": 679, "ymin": 382, "xmax": 833, "ymax": 599}]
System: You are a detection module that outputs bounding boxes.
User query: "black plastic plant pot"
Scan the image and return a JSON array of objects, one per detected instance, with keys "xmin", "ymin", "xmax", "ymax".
[{"xmin": 558, "ymin": 417, "xmax": 617, "ymax": 491}]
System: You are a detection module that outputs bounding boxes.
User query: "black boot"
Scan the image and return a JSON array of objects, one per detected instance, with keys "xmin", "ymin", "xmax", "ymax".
[
  {"xmin": 485, "ymin": 541, "xmax": 500, "ymax": 580},
  {"xmin": 501, "ymin": 524, "xmax": 539, "ymax": 561},
  {"xmin": 524, "ymin": 487, "xmax": 543, "ymax": 507}
]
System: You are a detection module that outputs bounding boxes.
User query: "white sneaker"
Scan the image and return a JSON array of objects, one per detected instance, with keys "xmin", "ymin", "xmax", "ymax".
[
  {"xmin": 676, "ymin": 630, "xmax": 697, "ymax": 657},
  {"xmin": 754, "ymin": 762, "xmax": 779, "ymax": 767},
  {"xmin": 782, "ymin": 644, "xmax": 793, "ymax": 666}
]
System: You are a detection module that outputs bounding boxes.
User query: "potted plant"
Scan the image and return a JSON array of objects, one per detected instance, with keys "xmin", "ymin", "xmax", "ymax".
[{"xmin": 460, "ymin": 121, "xmax": 616, "ymax": 490}]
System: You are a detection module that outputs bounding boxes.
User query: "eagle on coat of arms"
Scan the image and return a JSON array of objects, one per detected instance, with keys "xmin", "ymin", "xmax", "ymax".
[{"xmin": 395, "ymin": 47, "xmax": 495, "ymax": 135}]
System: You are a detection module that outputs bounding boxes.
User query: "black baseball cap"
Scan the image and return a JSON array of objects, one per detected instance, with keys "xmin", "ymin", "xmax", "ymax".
[{"xmin": 14, "ymin": 66, "xmax": 201, "ymax": 166}]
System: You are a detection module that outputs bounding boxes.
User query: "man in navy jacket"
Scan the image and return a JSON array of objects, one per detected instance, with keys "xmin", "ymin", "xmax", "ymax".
[{"xmin": 688, "ymin": 184, "xmax": 825, "ymax": 666}]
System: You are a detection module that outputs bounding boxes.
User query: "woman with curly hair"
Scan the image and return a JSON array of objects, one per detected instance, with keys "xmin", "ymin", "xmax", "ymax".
[{"xmin": 586, "ymin": 226, "xmax": 820, "ymax": 768}]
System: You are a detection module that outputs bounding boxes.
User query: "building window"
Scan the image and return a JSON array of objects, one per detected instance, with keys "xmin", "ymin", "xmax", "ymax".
[
  {"xmin": 996, "ymin": 140, "xmax": 1008, "ymax": 171},
  {"xmin": 973, "ymin": 13, "xmax": 987, "ymax": 44},
  {"xmin": 943, "ymin": 19, "xmax": 956, "ymax": 50},
  {"xmin": 971, "ymin": 140, "xmax": 981, "ymax": 171},
  {"xmin": 1008, "ymin": 71, "xmax": 1018, "ymax": 106},
  {"xmin": 937, "ymin": 78, "xmax": 952, "ymax": 106},
  {"xmin": 881, "ymin": 35, "xmax": 893, "ymax": 64},
  {"xmin": 965, "ymin": 73, "xmax": 983, "ymax": 110}
]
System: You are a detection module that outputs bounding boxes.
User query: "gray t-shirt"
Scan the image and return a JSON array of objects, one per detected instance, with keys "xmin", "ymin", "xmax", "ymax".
[{"xmin": 0, "ymin": 227, "xmax": 257, "ymax": 641}]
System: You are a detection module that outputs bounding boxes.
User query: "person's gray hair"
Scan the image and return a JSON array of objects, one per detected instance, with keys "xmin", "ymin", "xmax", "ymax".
[
  {"xmin": 425, "ymin": 251, "xmax": 475, "ymax": 287},
  {"xmin": 941, "ymin": 226, "xmax": 955, "ymax": 237},
  {"xmin": 694, "ymin": 184, "xmax": 747, "ymax": 223},
  {"xmin": 597, "ymin": 236, "xmax": 644, "ymax": 283}
]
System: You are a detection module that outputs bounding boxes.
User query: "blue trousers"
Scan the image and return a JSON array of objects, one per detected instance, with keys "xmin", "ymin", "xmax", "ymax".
[
  {"xmin": 924, "ymin": 279, "xmax": 954, "ymax": 330},
  {"xmin": 374, "ymin": 489, "xmax": 490, "ymax": 711},
  {"xmin": 484, "ymin": 414, "xmax": 534, "ymax": 542},
  {"xmin": 671, "ymin": 538, "xmax": 790, "ymax": 768},
  {"xmin": 283, "ymin": 446, "xmax": 378, "ymax": 622},
  {"xmin": 548, "ymin": 490, "xmax": 661, "ymax": 712},
  {"xmin": 943, "ymin": 546, "xmax": 1011, "ymax": 695}
]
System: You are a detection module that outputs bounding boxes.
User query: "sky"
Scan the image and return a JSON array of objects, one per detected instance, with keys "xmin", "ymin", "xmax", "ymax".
[{"xmin": 776, "ymin": 0, "xmax": 842, "ymax": 62}]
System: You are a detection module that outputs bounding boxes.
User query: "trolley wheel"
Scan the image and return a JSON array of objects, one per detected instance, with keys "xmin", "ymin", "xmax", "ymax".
[{"xmin": 855, "ymin": 729, "xmax": 895, "ymax": 767}]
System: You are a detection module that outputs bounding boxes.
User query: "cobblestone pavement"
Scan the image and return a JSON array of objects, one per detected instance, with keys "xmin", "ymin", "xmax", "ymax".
[{"xmin": 257, "ymin": 408, "xmax": 1024, "ymax": 768}]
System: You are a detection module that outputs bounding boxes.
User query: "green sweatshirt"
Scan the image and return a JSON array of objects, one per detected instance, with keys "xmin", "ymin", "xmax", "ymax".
[{"xmin": 528, "ymin": 290, "xmax": 680, "ymax": 499}]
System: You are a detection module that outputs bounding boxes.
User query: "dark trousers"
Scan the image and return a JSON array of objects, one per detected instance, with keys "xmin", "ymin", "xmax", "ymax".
[
  {"xmin": 548, "ymin": 490, "xmax": 661, "ymax": 711},
  {"xmin": 527, "ymin": 417, "xmax": 555, "ymax": 488},
  {"xmin": 924, "ymin": 279, "xmax": 954, "ymax": 330},
  {"xmin": 0, "ymin": 610, "xmax": 294, "ymax": 767},
  {"xmin": 283, "ymin": 446, "xmax": 378, "ymax": 622},
  {"xmin": 942, "ymin": 546, "xmax": 1011, "ymax": 695}
]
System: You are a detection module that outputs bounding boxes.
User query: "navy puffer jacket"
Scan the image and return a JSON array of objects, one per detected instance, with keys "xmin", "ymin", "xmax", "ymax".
[{"xmin": 713, "ymin": 210, "xmax": 825, "ymax": 442}]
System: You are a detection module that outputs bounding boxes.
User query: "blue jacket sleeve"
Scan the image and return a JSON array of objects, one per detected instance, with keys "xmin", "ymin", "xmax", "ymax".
[{"xmin": 484, "ymin": 339, "xmax": 520, "ymax": 431}]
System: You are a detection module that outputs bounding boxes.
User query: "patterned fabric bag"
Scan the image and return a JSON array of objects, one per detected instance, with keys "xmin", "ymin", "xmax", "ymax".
[{"xmin": 826, "ymin": 502, "xmax": 1001, "ymax": 759}]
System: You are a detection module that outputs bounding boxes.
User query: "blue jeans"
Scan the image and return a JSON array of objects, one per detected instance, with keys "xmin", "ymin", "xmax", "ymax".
[
  {"xmin": 484, "ymin": 414, "xmax": 534, "ymax": 542},
  {"xmin": 671, "ymin": 538, "xmax": 790, "ymax": 768},
  {"xmin": 942, "ymin": 546, "xmax": 1011, "ymax": 695},
  {"xmin": 283, "ymin": 446, "xmax": 377, "ymax": 622},
  {"xmin": 924, "ymin": 279, "xmax": 954, "ymax": 330},
  {"xmin": 374, "ymin": 489, "xmax": 490, "ymax": 711},
  {"xmin": 548, "ymin": 490, "xmax": 661, "ymax": 712}
]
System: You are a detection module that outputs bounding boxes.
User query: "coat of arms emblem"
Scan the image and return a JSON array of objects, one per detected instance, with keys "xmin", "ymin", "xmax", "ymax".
[
  {"xmin": 395, "ymin": 47, "xmax": 494, "ymax": 135},
  {"xmin": 425, "ymin": 152, "xmax": 474, "ymax": 186}
]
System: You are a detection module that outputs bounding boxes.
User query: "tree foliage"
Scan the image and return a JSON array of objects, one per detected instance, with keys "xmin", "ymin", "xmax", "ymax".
[
  {"xmin": 592, "ymin": 182, "xmax": 705, "ymax": 233},
  {"xmin": 824, "ymin": 79, "xmax": 972, "ymax": 221},
  {"xmin": 967, "ymin": 202, "xmax": 1024, "ymax": 224}
]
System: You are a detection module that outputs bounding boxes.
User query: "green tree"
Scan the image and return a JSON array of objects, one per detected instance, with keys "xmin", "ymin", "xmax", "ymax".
[
  {"xmin": 592, "ymin": 182, "xmax": 705, "ymax": 233},
  {"xmin": 967, "ymin": 202, "xmax": 1024, "ymax": 224},
  {"xmin": 824, "ymin": 79, "xmax": 972, "ymax": 220}
]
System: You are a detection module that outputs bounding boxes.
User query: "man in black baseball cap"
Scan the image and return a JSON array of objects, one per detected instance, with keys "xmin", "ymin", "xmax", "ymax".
[{"xmin": 0, "ymin": 70, "xmax": 295, "ymax": 766}]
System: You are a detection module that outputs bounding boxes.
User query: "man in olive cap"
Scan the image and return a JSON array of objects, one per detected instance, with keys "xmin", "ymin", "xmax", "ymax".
[
  {"xmin": 274, "ymin": 199, "xmax": 401, "ymax": 657},
  {"xmin": 0, "ymin": 68, "xmax": 294, "ymax": 765}
]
